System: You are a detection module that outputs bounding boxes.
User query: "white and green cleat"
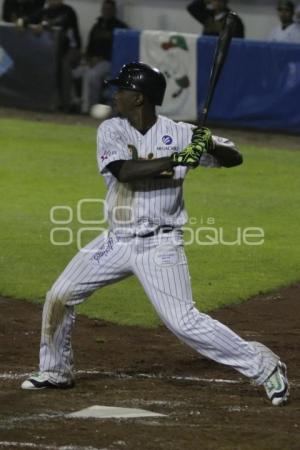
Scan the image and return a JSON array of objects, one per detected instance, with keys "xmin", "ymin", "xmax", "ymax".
[
  {"xmin": 263, "ymin": 362, "xmax": 289, "ymax": 406},
  {"xmin": 21, "ymin": 372, "xmax": 74, "ymax": 390}
]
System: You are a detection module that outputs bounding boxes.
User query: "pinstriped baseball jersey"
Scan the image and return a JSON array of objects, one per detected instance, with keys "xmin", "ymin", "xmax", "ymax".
[{"xmin": 97, "ymin": 115, "xmax": 223, "ymax": 235}]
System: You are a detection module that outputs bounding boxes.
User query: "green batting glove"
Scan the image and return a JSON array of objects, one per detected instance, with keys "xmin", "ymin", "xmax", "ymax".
[
  {"xmin": 170, "ymin": 144, "xmax": 200, "ymax": 168},
  {"xmin": 192, "ymin": 126, "xmax": 213, "ymax": 154}
]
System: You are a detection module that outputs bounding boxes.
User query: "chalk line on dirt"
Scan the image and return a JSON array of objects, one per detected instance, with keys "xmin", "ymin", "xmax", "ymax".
[
  {"xmin": 0, "ymin": 442, "xmax": 105, "ymax": 450},
  {"xmin": 0, "ymin": 370, "xmax": 298, "ymax": 386},
  {"xmin": 0, "ymin": 370, "xmax": 242, "ymax": 384}
]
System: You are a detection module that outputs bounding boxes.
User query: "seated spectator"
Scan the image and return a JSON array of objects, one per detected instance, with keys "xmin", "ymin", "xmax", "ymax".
[
  {"xmin": 72, "ymin": 0, "xmax": 128, "ymax": 113},
  {"xmin": 187, "ymin": 0, "xmax": 245, "ymax": 38},
  {"xmin": 295, "ymin": 3, "xmax": 300, "ymax": 23},
  {"xmin": 2, "ymin": 0, "xmax": 45, "ymax": 23},
  {"xmin": 268, "ymin": 1, "xmax": 300, "ymax": 42},
  {"xmin": 26, "ymin": 0, "xmax": 82, "ymax": 112}
]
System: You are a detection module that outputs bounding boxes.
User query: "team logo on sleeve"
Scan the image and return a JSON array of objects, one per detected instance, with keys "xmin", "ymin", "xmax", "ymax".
[{"xmin": 101, "ymin": 151, "xmax": 108, "ymax": 161}]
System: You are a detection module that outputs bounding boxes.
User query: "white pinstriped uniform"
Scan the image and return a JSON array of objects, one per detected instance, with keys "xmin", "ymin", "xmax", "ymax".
[{"xmin": 39, "ymin": 115, "xmax": 278, "ymax": 385}]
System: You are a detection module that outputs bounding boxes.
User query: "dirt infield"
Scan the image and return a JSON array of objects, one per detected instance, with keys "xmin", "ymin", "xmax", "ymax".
[{"xmin": 0, "ymin": 283, "xmax": 299, "ymax": 450}]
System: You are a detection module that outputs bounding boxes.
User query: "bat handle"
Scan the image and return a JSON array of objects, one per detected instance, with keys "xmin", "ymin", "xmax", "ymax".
[{"xmin": 200, "ymin": 107, "xmax": 208, "ymax": 127}]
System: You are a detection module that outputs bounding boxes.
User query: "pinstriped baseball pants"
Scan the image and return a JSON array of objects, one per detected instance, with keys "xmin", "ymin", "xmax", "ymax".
[{"xmin": 39, "ymin": 230, "xmax": 277, "ymax": 385}]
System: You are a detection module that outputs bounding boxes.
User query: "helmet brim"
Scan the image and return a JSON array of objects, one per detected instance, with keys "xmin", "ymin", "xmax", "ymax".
[
  {"xmin": 104, "ymin": 78, "xmax": 119, "ymax": 86},
  {"xmin": 104, "ymin": 77, "xmax": 141, "ymax": 92}
]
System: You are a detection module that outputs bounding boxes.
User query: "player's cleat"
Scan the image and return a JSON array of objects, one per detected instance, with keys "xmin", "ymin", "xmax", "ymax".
[
  {"xmin": 21, "ymin": 373, "xmax": 74, "ymax": 390},
  {"xmin": 263, "ymin": 361, "xmax": 289, "ymax": 406}
]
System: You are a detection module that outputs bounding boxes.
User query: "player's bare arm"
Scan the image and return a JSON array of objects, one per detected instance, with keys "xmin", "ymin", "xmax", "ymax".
[
  {"xmin": 107, "ymin": 157, "xmax": 173, "ymax": 182},
  {"xmin": 208, "ymin": 138, "xmax": 243, "ymax": 167},
  {"xmin": 191, "ymin": 126, "xmax": 243, "ymax": 167},
  {"xmin": 107, "ymin": 129, "xmax": 242, "ymax": 182}
]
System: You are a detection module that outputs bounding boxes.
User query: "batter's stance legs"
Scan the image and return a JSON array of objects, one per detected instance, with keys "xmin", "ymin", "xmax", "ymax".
[
  {"xmin": 21, "ymin": 232, "xmax": 289, "ymax": 404},
  {"xmin": 133, "ymin": 237, "xmax": 278, "ymax": 385}
]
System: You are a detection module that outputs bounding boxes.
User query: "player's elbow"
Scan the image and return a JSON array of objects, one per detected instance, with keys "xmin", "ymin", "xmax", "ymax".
[
  {"xmin": 234, "ymin": 151, "xmax": 243, "ymax": 166},
  {"xmin": 222, "ymin": 149, "xmax": 243, "ymax": 168},
  {"xmin": 107, "ymin": 160, "xmax": 128, "ymax": 181},
  {"xmin": 116, "ymin": 172, "xmax": 130, "ymax": 183},
  {"xmin": 229, "ymin": 151, "xmax": 243, "ymax": 167}
]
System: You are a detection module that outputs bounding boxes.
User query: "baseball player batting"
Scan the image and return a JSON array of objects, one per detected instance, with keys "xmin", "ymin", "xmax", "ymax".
[{"xmin": 22, "ymin": 62, "xmax": 289, "ymax": 406}]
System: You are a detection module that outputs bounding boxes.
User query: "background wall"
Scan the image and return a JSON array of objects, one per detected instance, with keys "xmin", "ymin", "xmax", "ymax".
[{"xmin": 0, "ymin": 0, "xmax": 298, "ymax": 46}]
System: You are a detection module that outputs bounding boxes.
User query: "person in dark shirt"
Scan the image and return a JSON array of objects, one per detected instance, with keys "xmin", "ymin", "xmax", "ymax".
[
  {"xmin": 28, "ymin": 0, "xmax": 81, "ymax": 53},
  {"xmin": 187, "ymin": 0, "xmax": 245, "ymax": 38},
  {"xmin": 27, "ymin": 0, "xmax": 82, "ymax": 111},
  {"xmin": 268, "ymin": 0, "xmax": 300, "ymax": 42},
  {"xmin": 2, "ymin": 0, "xmax": 45, "ymax": 23},
  {"xmin": 72, "ymin": 0, "xmax": 128, "ymax": 113},
  {"xmin": 86, "ymin": 0, "xmax": 128, "ymax": 61}
]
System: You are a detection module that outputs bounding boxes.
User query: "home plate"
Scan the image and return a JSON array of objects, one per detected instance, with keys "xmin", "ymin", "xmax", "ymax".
[{"xmin": 67, "ymin": 405, "xmax": 167, "ymax": 419}]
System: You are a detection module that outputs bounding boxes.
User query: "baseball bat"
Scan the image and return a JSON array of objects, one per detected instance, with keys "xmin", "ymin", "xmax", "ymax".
[{"xmin": 199, "ymin": 12, "xmax": 238, "ymax": 127}]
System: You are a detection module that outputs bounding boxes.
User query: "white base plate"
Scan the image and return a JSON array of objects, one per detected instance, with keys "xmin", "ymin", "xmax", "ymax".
[{"xmin": 67, "ymin": 405, "xmax": 166, "ymax": 419}]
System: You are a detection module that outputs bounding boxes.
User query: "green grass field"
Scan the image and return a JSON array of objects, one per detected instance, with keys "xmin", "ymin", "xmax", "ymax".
[{"xmin": 1, "ymin": 118, "xmax": 299, "ymax": 326}]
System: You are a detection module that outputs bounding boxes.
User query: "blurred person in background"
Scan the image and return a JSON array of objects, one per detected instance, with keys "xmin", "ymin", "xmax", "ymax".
[
  {"xmin": 187, "ymin": 0, "xmax": 244, "ymax": 38},
  {"xmin": 2, "ymin": 0, "xmax": 45, "ymax": 23},
  {"xmin": 268, "ymin": 0, "xmax": 300, "ymax": 42},
  {"xmin": 294, "ymin": 3, "xmax": 300, "ymax": 22},
  {"xmin": 26, "ymin": 0, "xmax": 82, "ymax": 111},
  {"xmin": 72, "ymin": 0, "xmax": 128, "ymax": 114}
]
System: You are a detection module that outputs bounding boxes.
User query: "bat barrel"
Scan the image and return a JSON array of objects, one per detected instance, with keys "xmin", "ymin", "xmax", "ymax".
[{"xmin": 200, "ymin": 11, "xmax": 238, "ymax": 127}]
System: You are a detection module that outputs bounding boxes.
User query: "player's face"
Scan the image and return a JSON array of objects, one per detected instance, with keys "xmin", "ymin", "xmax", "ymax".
[{"xmin": 114, "ymin": 89, "xmax": 140, "ymax": 117}]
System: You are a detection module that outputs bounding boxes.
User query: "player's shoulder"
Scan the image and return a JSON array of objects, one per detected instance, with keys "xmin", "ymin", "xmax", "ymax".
[
  {"xmin": 97, "ymin": 117, "xmax": 127, "ymax": 134},
  {"xmin": 158, "ymin": 115, "xmax": 194, "ymax": 131}
]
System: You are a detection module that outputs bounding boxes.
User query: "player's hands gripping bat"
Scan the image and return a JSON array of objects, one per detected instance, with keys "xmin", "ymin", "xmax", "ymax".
[
  {"xmin": 171, "ymin": 127, "xmax": 212, "ymax": 167},
  {"xmin": 171, "ymin": 13, "xmax": 237, "ymax": 169},
  {"xmin": 189, "ymin": 13, "xmax": 237, "ymax": 160},
  {"xmin": 172, "ymin": 12, "xmax": 237, "ymax": 168}
]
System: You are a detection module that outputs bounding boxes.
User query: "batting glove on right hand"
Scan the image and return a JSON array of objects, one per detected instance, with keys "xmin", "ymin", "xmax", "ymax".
[
  {"xmin": 170, "ymin": 143, "xmax": 201, "ymax": 168},
  {"xmin": 170, "ymin": 127, "xmax": 214, "ymax": 168}
]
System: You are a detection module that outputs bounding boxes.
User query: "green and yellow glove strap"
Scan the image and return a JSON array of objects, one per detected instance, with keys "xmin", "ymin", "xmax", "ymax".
[
  {"xmin": 192, "ymin": 126, "xmax": 214, "ymax": 153},
  {"xmin": 170, "ymin": 144, "xmax": 200, "ymax": 168},
  {"xmin": 170, "ymin": 127, "xmax": 215, "ymax": 167},
  {"xmin": 192, "ymin": 141, "xmax": 206, "ymax": 157}
]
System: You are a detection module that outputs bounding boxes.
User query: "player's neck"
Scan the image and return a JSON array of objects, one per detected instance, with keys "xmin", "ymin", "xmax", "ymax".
[{"xmin": 128, "ymin": 109, "xmax": 158, "ymax": 135}]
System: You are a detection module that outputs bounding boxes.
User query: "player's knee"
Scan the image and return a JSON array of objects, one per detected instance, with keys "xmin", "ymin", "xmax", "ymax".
[
  {"xmin": 46, "ymin": 283, "xmax": 72, "ymax": 304},
  {"xmin": 175, "ymin": 318, "xmax": 192, "ymax": 337},
  {"xmin": 175, "ymin": 308, "xmax": 207, "ymax": 337}
]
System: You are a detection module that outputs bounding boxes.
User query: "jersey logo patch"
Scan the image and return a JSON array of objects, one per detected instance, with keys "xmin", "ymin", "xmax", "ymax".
[
  {"xmin": 162, "ymin": 135, "xmax": 173, "ymax": 145},
  {"xmin": 156, "ymin": 136, "xmax": 177, "ymax": 152}
]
